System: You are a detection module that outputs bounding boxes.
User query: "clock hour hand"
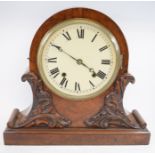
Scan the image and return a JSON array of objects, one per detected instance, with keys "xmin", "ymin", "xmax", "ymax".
[{"xmin": 76, "ymin": 59, "xmax": 96, "ymax": 76}]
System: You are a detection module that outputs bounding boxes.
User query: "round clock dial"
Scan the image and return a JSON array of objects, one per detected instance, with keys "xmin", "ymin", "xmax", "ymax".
[{"xmin": 37, "ymin": 19, "xmax": 121, "ymax": 100}]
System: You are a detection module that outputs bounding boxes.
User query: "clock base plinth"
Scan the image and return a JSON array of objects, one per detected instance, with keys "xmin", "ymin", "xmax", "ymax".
[
  {"xmin": 4, "ymin": 109, "xmax": 150, "ymax": 145},
  {"xmin": 4, "ymin": 127, "xmax": 150, "ymax": 145}
]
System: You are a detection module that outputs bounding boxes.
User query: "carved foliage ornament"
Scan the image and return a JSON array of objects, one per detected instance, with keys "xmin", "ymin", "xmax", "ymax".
[
  {"xmin": 8, "ymin": 72, "xmax": 71, "ymax": 128},
  {"xmin": 85, "ymin": 73, "xmax": 139, "ymax": 129}
]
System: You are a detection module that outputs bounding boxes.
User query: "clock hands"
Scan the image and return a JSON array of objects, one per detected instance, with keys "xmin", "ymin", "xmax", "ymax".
[
  {"xmin": 51, "ymin": 44, "xmax": 77, "ymax": 61},
  {"xmin": 51, "ymin": 43, "xmax": 97, "ymax": 76},
  {"xmin": 76, "ymin": 59, "xmax": 96, "ymax": 76},
  {"xmin": 51, "ymin": 44, "xmax": 61, "ymax": 51}
]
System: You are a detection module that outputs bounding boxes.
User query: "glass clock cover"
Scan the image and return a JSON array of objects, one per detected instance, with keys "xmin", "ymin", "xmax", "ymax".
[{"xmin": 37, "ymin": 19, "xmax": 121, "ymax": 100}]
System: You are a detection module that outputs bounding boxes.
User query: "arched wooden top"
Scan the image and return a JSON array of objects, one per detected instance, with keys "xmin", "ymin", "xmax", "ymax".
[{"xmin": 29, "ymin": 7, "xmax": 128, "ymax": 75}]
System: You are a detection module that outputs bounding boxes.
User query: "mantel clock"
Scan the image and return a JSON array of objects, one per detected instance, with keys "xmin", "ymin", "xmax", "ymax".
[{"xmin": 4, "ymin": 8, "xmax": 150, "ymax": 145}]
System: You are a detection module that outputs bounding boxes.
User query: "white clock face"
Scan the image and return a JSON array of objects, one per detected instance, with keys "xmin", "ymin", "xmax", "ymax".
[{"xmin": 37, "ymin": 19, "xmax": 121, "ymax": 100}]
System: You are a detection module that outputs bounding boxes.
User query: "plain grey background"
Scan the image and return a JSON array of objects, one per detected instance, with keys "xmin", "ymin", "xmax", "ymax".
[{"xmin": 0, "ymin": 1, "xmax": 155, "ymax": 153}]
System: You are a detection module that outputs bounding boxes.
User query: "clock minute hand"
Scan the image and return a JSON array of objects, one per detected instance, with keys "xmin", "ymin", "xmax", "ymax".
[
  {"xmin": 51, "ymin": 43, "xmax": 96, "ymax": 75},
  {"xmin": 62, "ymin": 50, "xmax": 77, "ymax": 62},
  {"xmin": 51, "ymin": 43, "xmax": 78, "ymax": 61},
  {"xmin": 51, "ymin": 44, "xmax": 62, "ymax": 51}
]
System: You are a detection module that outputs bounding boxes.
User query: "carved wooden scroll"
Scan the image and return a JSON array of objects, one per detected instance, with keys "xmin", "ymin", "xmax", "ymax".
[
  {"xmin": 7, "ymin": 72, "xmax": 71, "ymax": 128},
  {"xmin": 85, "ymin": 73, "xmax": 139, "ymax": 129}
]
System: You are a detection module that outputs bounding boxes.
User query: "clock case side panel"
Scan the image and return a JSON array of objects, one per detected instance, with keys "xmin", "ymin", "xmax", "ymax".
[{"xmin": 28, "ymin": 8, "xmax": 129, "ymax": 128}]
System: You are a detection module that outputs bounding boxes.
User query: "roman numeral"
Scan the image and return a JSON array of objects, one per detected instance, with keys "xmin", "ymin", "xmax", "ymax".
[
  {"xmin": 101, "ymin": 59, "xmax": 111, "ymax": 65},
  {"xmin": 91, "ymin": 32, "xmax": 99, "ymax": 42},
  {"xmin": 50, "ymin": 67, "xmax": 60, "ymax": 78},
  {"xmin": 89, "ymin": 80, "xmax": 95, "ymax": 88},
  {"xmin": 77, "ymin": 27, "xmax": 84, "ymax": 39},
  {"xmin": 48, "ymin": 57, "xmax": 57, "ymax": 63},
  {"xmin": 97, "ymin": 70, "xmax": 106, "ymax": 79},
  {"xmin": 60, "ymin": 77, "xmax": 68, "ymax": 88},
  {"xmin": 62, "ymin": 31, "xmax": 71, "ymax": 40},
  {"xmin": 75, "ymin": 82, "xmax": 80, "ymax": 91},
  {"xmin": 99, "ymin": 45, "xmax": 108, "ymax": 52}
]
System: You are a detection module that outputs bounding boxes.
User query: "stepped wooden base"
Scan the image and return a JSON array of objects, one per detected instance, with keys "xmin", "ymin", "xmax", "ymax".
[
  {"xmin": 4, "ymin": 108, "xmax": 150, "ymax": 145},
  {"xmin": 4, "ymin": 127, "xmax": 150, "ymax": 145}
]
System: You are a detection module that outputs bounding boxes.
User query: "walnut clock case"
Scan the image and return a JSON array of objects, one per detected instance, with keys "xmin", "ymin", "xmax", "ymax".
[{"xmin": 4, "ymin": 8, "xmax": 150, "ymax": 145}]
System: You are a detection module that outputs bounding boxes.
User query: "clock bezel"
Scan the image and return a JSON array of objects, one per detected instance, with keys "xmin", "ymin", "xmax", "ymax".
[
  {"xmin": 37, "ymin": 18, "xmax": 122, "ymax": 100},
  {"xmin": 29, "ymin": 7, "xmax": 128, "ymax": 100}
]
